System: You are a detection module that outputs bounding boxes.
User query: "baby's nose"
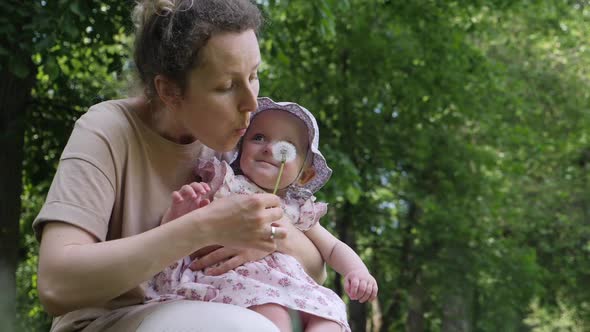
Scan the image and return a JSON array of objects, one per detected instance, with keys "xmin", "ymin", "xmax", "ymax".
[{"xmin": 263, "ymin": 142, "xmax": 273, "ymax": 153}]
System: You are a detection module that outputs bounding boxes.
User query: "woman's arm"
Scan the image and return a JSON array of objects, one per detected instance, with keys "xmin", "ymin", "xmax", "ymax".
[
  {"xmin": 38, "ymin": 219, "xmax": 206, "ymax": 316},
  {"xmin": 37, "ymin": 193, "xmax": 283, "ymax": 316}
]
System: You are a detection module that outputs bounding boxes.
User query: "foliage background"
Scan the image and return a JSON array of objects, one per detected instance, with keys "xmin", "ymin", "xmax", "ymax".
[{"xmin": 4, "ymin": 0, "xmax": 590, "ymax": 331}]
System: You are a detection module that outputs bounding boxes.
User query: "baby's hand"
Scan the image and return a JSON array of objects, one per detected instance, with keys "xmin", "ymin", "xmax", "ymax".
[
  {"xmin": 344, "ymin": 269, "xmax": 378, "ymax": 303},
  {"xmin": 161, "ymin": 182, "xmax": 211, "ymax": 224}
]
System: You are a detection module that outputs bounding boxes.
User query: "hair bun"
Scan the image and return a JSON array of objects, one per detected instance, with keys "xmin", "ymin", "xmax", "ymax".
[{"xmin": 132, "ymin": 0, "xmax": 178, "ymax": 28}]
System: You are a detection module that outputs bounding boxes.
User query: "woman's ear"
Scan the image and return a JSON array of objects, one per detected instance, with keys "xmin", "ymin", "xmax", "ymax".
[
  {"xmin": 154, "ymin": 75, "xmax": 182, "ymax": 110},
  {"xmin": 297, "ymin": 167, "xmax": 316, "ymax": 186}
]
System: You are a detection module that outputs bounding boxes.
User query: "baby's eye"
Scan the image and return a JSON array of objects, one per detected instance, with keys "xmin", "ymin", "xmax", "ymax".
[{"xmin": 252, "ymin": 133, "xmax": 265, "ymax": 142}]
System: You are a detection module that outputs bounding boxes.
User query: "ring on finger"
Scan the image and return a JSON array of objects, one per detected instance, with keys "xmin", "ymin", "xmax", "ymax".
[{"xmin": 270, "ymin": 225, "xmax": 276, "ymax": 240}]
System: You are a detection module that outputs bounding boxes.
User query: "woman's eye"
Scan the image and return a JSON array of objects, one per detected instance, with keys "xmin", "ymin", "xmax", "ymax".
[
  {"xmin": 217, "ymin": 82, "xmax": 234, "ymax": 91},
  {"xmin": 252, "ymin": 134, "xmax": 264, "ymax": 142},
  {"xmin": 249, "ymin": 73, "xmax": 259, "ymax": 82}
]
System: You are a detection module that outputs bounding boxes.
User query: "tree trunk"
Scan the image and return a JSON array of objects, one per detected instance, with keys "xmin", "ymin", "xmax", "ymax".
[
  {"xmin": 441, "ymin": 285, "xmax": 473, "ymax": 332},
  {"xmin": 350, "ymin": 301, "xmax": 368, "ymax": 332},
  {"xmin": 406, "ymin": 276, "xmax": 426, "ymax": 332},
  {"xmin": 379, "ymin": 201, "xmax": 422, "ymax": 332},
  {"xmin": 370, "ymin": 296, "xmax": 382, "ymax": 332},
  {"xmin": 0, "ymin": 62, "xmax": 35, "ymax": 332},
  {"xmin": 380, "ymin": 290, "xmax": 402, "ymax": 332},
  {"xmin": 338, "ymin": 202, "xmax": 368, "ymax": 331}
]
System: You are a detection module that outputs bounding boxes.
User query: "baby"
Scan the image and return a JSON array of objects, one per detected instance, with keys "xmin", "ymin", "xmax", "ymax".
[{"xmin": 145, "ymin": 97, "xmax": 378, "ymax": 331}]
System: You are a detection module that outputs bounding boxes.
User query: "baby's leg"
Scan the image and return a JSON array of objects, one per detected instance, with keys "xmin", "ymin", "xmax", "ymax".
[
  {"xmin": 301, "ymin": 312, "xmax": 343, "ymax": 332},
  {"xmin": 250, "ymin": 304, "xmax": 292, "ymax": 332}
]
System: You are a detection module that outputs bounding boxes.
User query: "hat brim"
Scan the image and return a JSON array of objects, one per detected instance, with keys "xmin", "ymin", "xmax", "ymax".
[{"xmin": 253, "ymin": 97, "xmax": 332, "ymax": 194}]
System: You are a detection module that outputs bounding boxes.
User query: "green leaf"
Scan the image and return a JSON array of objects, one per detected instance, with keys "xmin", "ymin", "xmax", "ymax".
[
  {"xmin": 64, "ymin": 22, "xmax": 79, "ymax": 40},
  {"xmin": 345, "ymin": 185, "xmax": 361, "ymax": 205},
  {"xmin": 44, "ymin": 56, "xmax": 59, "ymax": 80},
  {"xmin": 69, "ymin": 2, "xmax": 82, "ymax": 17}
]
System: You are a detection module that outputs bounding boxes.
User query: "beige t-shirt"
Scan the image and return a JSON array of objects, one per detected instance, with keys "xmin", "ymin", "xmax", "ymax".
[{"xmin": 33, "ymin": 98, "xmax": 223, "ymax": 331}]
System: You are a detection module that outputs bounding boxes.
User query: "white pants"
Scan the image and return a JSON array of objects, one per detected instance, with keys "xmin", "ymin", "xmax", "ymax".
[{"xmin": 135, "ymin": 301, "xmax": 279, "ymax": 332}]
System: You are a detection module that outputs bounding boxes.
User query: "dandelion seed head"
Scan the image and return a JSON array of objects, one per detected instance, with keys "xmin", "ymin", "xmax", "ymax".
[{"xmin": 271, "ymin": 141, "xmax": 297, "ymax": 162}]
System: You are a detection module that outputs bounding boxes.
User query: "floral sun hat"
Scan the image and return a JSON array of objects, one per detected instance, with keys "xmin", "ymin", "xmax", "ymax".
[{"xmin": 250, "ymin": 97, "xmax": 332, "ymax": 196}]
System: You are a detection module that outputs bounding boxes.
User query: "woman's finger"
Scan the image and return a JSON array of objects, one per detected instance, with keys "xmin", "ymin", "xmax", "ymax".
[
  {"xmin": 269, "ymin": 224, "xmax": 287, "ymax": 240},
  {"xmin": 206, "ymin": 255, "xmax": 247, "ymax": 275},
  {"xmin": 262, "ymin": 206, "xmax": 284, "ymax": 224},
  {"xmin": 256, "ymin": 193, "xmax": 282, "ymax": 208},
  {"xmin": 189, "ymin": 245, "xmax": 222, "ymax": 261},
  {"xmin": 189, "ymin": 247, "xmax": 237, "ymax": 271}
]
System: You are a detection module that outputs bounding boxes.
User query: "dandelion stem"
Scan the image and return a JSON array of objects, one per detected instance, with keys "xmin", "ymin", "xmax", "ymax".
[{"xmin": 272, "ymin": 162, "xmax": 286, "ymax": 195}]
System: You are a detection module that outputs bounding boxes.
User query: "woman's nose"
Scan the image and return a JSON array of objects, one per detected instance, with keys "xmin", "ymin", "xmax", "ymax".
[{"xmin": 238, "ymin": 84, "xmax": 258, "ymax": 114}]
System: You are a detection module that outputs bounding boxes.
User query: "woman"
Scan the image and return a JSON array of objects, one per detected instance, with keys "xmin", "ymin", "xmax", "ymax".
[{"xmin": 34, "ymin": 1, "xmax": 325, "ymax": 331}]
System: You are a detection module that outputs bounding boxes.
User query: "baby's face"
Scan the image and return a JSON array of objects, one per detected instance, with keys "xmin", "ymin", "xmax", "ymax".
[{"xmin": 239, "ymin": 110, "xmax": 309, "ymax": 191}]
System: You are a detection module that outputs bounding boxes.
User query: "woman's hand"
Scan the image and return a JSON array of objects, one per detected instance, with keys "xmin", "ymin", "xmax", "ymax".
[
  {"xmin": 193, "ymin": 193, "xmax": 286, "ymax": 252},
  {"xmin": 188, "ymin": 214, "xmax": 294, "ymax": 275},
  {"xmin": 189, "ymin": 246, "xmax": 273, "ymax": 275}
]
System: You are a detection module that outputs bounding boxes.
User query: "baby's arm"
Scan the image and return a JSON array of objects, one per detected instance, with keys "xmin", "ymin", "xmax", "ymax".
[
  {"xmin": 161, "ymin": 182, "xmax": 212, "ymax": 224},
  {"xmin": 305, "ymin": 224, "xmax": 378, "ymax": 303}
]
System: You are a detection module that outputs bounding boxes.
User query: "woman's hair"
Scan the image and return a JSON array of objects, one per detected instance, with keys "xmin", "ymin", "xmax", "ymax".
[{"xmin": 132, "ymin": 0, "xmax": 263, "ymax": 98}]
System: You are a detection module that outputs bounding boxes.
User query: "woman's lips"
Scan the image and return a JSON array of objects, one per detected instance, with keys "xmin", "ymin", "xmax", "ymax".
[{"xmin": 236, "ymin": 128, "xmax": 247, "ymax": 136}]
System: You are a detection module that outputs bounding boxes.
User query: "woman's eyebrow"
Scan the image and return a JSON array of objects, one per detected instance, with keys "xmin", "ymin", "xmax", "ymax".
[{"xmin": 224, "ymin": 61, "xmax": 261, "ymax": 76}]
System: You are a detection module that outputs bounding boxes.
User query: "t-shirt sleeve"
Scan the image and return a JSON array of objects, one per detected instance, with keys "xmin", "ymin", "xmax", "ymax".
[{"xmin": 33, "ymin": 112, "xmax": 117, "ymax": 242}]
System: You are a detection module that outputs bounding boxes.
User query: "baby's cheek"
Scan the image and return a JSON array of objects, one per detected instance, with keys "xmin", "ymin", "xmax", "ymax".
[{"xmin": 285, "ymin": 163, "xmax": 302, "ymax": 180}]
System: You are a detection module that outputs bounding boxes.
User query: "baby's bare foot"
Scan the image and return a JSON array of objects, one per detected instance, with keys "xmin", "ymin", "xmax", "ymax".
[{"xmin": 161, "ymin": 182, "xmax": 211, "ymax": 224}]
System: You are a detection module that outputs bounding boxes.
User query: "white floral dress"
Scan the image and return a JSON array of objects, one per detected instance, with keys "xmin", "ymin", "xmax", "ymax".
[{"xmin": 144, "ymin": 158, "xmax": 350, "ymax": 331}]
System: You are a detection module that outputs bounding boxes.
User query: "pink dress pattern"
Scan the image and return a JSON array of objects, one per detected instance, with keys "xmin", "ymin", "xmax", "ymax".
[{"xmin": 144, "ymin": 158, "xmax": 350, "ymax": 331}]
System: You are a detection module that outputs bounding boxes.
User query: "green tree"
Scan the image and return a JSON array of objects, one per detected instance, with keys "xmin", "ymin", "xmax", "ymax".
[
  {"xmin": 10, "ymin": 0, "xmax": 590, "ymax": 330},
  {"xmin": 1, "ymin": 1, "xmax": 130, "ymax": 330}
]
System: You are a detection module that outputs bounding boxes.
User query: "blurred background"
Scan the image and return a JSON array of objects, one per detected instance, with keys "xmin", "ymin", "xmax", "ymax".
[{"xmin": 2, "ymin": 0, "xmax": 590, "ymax": 331}]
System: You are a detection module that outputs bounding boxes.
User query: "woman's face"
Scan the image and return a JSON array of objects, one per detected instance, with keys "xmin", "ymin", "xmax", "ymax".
[
  {"xmin": 172, "ymin": 29, "xmax": 261, "ymax": 151},
  {"xmin": 239, "ymin": 110, "xmax": 309, "ymax": 191}
]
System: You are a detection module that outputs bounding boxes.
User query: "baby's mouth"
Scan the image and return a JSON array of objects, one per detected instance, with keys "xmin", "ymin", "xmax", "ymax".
[{"xmin": 257, "ymin": 159, "xmax": 278, "ymax": 167}]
